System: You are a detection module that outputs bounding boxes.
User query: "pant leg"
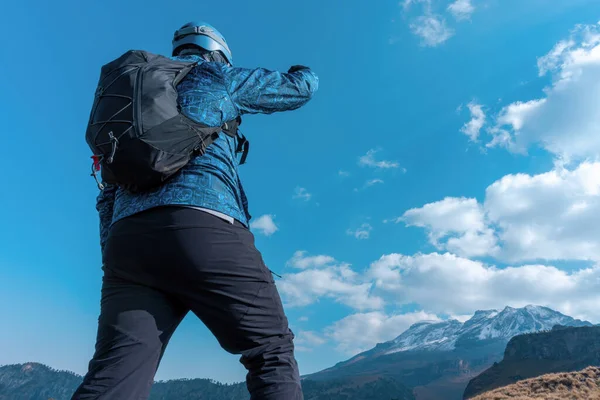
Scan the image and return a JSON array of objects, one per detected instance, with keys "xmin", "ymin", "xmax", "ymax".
[
  {"xmin": 71, "ymin": 270, "xmax": 187, "ymax": 400},
  {"xmin": 164, "ymin": 211, "xmax": 302, "ymax": 400},
  {"xmin": 90, "ymin": 207, "xmax": 303, "ymax": 399},
  {"xmin": 194, "ymin": 272, "xmax": 301, "ymax": 400}
]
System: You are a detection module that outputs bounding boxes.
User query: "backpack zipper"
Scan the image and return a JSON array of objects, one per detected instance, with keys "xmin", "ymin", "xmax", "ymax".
[{"xmin": 107, "ymin": 131, "xmax": 119, "ymax": 164}]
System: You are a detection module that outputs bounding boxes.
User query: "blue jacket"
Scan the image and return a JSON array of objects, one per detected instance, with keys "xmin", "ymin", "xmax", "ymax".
[{"xmin": 95, "ymin": 55, "xmax": 319, "ymax": 252}]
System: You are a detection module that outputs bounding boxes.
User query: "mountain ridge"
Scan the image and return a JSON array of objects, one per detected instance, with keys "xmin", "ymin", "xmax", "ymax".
[
  {"xmin": 306, "ymin": 305, "xmax": 592, "ymax": 400},
  {"xmin": 0, "ymin": 362, "xmax": 415, "ymax": 400},
  {"xmin": 323, "ymin": 305, "xmax": 591, "ymax": 373},
  {"xmin": 469, "ymin": 366, "xmax": 600, "ymax": 400}
]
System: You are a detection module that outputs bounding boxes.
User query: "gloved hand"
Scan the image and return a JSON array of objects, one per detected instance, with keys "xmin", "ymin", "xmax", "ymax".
[{"xmin": 288, "ymin": 65, "xmax": 310, "ymax": 73}]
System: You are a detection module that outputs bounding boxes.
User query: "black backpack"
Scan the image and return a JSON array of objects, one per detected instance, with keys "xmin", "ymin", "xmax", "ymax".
[{"xmin": 85, "ymin": 50, "xmax": 248, "ymax": 193}]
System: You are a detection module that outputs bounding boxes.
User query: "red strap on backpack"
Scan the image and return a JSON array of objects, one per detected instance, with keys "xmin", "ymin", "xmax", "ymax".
[
  {"xmin": 91, "ymin": 155, "xmax": 102, "ymax": 172},
  {"xmin": 90, "ymin": 155, "xmax": 105, "ymax": 190}
]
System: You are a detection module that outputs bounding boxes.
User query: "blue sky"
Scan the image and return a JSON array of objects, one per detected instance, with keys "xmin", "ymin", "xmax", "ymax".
[{"xmin": 3, "ymin": 0, "xmax": 600, "ymax": 385}]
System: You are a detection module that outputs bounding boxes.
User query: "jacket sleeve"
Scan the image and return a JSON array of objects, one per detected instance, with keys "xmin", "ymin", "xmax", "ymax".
[
  {"xmin": 96, "ymin": 184, "xmax": 116, "ymax": 254},
  {"xmin": 223, "ymin": 65, "xmax": 319, "ymax": 115}
]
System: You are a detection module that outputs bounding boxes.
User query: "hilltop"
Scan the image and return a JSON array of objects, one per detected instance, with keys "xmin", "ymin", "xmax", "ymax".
[
  {"xmin": 464, "ymin": 325, "xmax": 600, "ymax": 399},
  {"xmin": 471, "ymin": 367, "xmax": 600, "ymax": 400}
]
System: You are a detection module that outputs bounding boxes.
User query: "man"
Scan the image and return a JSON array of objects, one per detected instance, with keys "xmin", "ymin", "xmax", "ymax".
[{"xmin": 72, "ymin": 21, "xmax": 318, "ymax": 400}]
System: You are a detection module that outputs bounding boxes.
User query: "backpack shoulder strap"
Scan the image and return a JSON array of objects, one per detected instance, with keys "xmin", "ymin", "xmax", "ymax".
[
  {"xmin": 222, "ymin": 115, "xmax": 241, "ymax": 135},
  {"xmin": 222, "ymin": 116, "xmax": 249, "ymax": 165}
]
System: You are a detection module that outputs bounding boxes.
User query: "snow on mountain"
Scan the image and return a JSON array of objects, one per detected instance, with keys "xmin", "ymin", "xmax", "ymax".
[
  {"xmin": 382, "ymin": 305, "xmax": 591, "ymax": 355},
  {"xmin": 386, "ymin": 320, "xmax": 463, "ymax": 354}
]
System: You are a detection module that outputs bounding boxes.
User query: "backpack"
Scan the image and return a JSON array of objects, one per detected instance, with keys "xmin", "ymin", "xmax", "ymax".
[{"xmin": 85, "ymin": 50, "xmax": 249, "ymax": 193}]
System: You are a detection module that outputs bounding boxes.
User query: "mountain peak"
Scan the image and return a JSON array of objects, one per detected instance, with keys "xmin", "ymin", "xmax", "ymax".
[
  {"xmin": 470, "ymin": 309, "xmax": 500, "ymax": 321},
  {"xmin": 374, "ymin": 305, "xmax": 592, "ymax": 357}
]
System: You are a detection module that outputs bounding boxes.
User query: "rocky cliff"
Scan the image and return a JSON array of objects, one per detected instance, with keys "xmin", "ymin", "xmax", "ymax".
[{"xmin": 463, "ymin": 325, "xmax": 600, "ymax": 399}]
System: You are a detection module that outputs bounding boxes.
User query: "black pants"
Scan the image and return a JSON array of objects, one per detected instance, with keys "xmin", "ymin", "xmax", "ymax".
[{"xmin": 72, "ymin": 207, "xmax": 302, "ymax": 400}]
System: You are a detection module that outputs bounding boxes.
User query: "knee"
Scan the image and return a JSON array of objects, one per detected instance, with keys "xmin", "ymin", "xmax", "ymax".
[{"xmin": 242, "ymin": 331, "xmax": 297, "ymax": 367}]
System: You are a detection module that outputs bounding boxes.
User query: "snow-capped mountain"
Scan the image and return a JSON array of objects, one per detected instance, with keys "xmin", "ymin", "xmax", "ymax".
[
  {"xmin": 307, "ymin": 305, "xmax": 593, "ymax": 400},
  {"xmin": 382, "ymin": 305, "xmax": 591, "ymax": 355},
  {"xmin": 384, "ymin": 319, "xmax": 464, "ymax": 353}
]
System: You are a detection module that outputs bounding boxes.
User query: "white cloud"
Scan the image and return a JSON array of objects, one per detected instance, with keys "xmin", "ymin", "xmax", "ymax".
[
  {"xmin": 354, "ymin": 179, "xmax": 386, "ymax": 192},
  {"xmin": 278, "ymin": 252, "xmax": 384, "ymax": 311},
  {"xmin": 449, "ymin": 314, "xmax": 474, "ymax": 323},
  {"xmin": 359, "ymin": 149, "xmax": 400, "ymax": 169},
  {"xmin": 401, "ymin": 0, "xmax": 430, "ymax": 12},
  {"xmin": 338, "ymin": 170, "xmax": 350, "ymax": 177},
  {"xmin": 444, "ymin": 229, "xmax": 499, "ymax": 259},
  {"xmin": 400, "ymin": 197, "xmax": 500, "ymax": 258},
  {"xmin": 347, "ymin": 223, "xmax": 373, "ymax": 240},
  {"xmin": 293, "ymin": 186, "xmax": 312, "ymax": 201},
  {"xmin": 287, "ymin": 250, "xmax": 336, "ymax": 269},
  {"xmin": 366, "ymin": 179, "xmax": 385, "ymax": 187},
  {"xmin": 366, "ymin": 251, "xmax": 600, "ymax": 322},
  {"xmin": 298, "ymin": 316, "xmax": 309, "ymax": 322},
  {"xmin": 279, "ymin": 198, "xmax": 600, "ymax": 352},
  {"xmin": 447, "ymin": 0, "xmax": 475, "ymax": 21},
  {"xmin": 401, "ymin": 0, "xmax": 415, "ymax": 10},
  {"xmin": 488, "ymin": 99, "xmax": 546, "ymax": 153},
  {"xmin": 300, "ymin": 330, "xmax": 326, "ymax": 345},
  {"xmin": 283, "ymin": 249, "xmax": 600, "ymax": 355},
  {"xmin": 399, "ymin": 162, "xmax": 600, "ymax": 263},
  {"xmin": 325, "ymin": 311, "xmax": 440, "ymax": 355},
  {"xmin": 400, "ymin": 0, "xmax": 476, "ymax": 48},
  {"xmin": 486, "ymin": 23, "xmax": 600, "ymax": 161},
  {"xmin": 294, "ymin": 330, "xmax": 327, "ymax": 352},
  {"xmin": 403, "ymin": 197, "xmax": 485, "ymax": 233},
  {"xmin": 409, "ymin": 15, "xmax": 454, "ymax": 47},
  {"xmin": 278, "ymin": 267, "xmax": 384, "ymax": 311},
  {"xmin": 460, "ymin": 101, "xmax": 486, "ymax": 141},
  {"xmin": 484, "ymin": 162, "xmax": 600, "ymax": 262},
  {"xmin": 249, "ymin": 214, "xmax": 279, "ymax": 236}
]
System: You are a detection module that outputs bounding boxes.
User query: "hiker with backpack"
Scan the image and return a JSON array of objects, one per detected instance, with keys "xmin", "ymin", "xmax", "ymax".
[{"xmin": 72, "ymin": 21, "xmax": 318, "ymax": 400}]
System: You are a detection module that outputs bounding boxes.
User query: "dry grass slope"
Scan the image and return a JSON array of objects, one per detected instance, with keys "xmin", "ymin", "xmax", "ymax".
[{"xmin": 471, "ymin": 366, "xmax": 600, "ymax": 400}]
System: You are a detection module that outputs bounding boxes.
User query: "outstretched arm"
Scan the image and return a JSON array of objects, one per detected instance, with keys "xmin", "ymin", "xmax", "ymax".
[
  {"xmin": 96, "ymin": 184, "xmax": 116, "ymax": 255},
  {"xmin": 224, "ymin": 64, "xmax": 319, "ymax": 115}
]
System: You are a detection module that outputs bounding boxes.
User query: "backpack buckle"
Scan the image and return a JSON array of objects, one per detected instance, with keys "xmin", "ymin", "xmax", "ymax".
[{"xmin": 90, "ymin": 155, "xmax": 105, "ymax": 190}]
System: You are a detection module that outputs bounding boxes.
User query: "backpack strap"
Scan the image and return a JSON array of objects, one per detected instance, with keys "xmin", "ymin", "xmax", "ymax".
[
  {"xmin": 236, "ymin": 133, "xmax": 250, "ymax": 165},
  {"xmin": 222, "ymin": 116, "xmax": 249, "ymax": 165},
  {"xmin": 173, "ymin": 60, "xmax": 200, "ymax": 87},
  {"xmin": 222, "ymin": 115, "xmax": 241, "ymax": 136}
]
